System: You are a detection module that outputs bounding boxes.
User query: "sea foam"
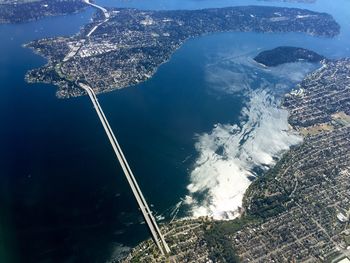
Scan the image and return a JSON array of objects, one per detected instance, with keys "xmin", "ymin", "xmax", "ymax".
[{"xmin": 184, "ymin": 53, "xmax": 309, "ymax": 220}]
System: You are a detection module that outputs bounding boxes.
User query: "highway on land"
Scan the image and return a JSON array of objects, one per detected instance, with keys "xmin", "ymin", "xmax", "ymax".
[
  {"xmin": 63, "ymin": 0, "xmax": 110, "ymax": 62},
  {"xmin": 79, "ymin": 83, "xmax": 171, "ymax": 255},
  {"xmin": 83, "ymin": 0, "xmax": 110, "ymax": 37}
]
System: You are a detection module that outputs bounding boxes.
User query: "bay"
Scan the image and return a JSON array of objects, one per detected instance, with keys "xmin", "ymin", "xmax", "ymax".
[{"xmin": 1, "ymin": 0, "xmax": 350, "ymax": 262}]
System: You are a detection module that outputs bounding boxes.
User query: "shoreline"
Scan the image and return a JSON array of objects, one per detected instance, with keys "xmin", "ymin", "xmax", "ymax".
[
  {"xmin": 119, "ymin": 58, "xmax": 335, "ymax": 262},
  {"xmin": 23, "ymin": 5, "xmax": 340, "ymax": 98}
]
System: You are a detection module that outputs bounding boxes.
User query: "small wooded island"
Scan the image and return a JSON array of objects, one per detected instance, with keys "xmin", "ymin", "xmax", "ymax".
[
  {"xmin": 24, "ymin": 6, "xmax": 339, "ymax": 98},
  {"xmin": 254, "ymin": 46, "xmax": 325, "ymax": 67}
]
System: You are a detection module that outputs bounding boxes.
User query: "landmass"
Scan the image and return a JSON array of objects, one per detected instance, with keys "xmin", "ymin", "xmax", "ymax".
[
  {"xmin": 254, "ymin": 46, "xmax": 325, "ymax": 67},
  {"xmin": 118, "ymin": 59, "xmax": 350, "ymax": 262},
  {"xmin": 24, "ymin": 5, "xmax": 340, "ymax": 98},
  {"xmin": 0, "ymin": 0, "xmax": 88, "ymax": 24}
]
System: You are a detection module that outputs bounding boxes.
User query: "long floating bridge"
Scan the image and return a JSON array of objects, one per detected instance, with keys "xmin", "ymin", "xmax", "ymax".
[{"xmin": 79, "ymin": 83, "xmax": 170, "ymax": 256}]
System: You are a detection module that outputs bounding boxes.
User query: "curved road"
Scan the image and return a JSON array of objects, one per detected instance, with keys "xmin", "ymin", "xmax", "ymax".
[
  {"xmin": 83, "ymin": 0, "xmax": 109, "ymax": 19},
  {"xmin": 83, "ymin": 0, "xmax": 110, "ymax": 37},
  {"xmin": 63, "ymin": 0, "xmax": 110, "ymax": 62}
]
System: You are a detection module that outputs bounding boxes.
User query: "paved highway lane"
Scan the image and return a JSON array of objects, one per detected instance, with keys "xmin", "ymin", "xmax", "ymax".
[{"xmin": 79, "ymin": 83, "xmax": 170, "ymax": 255}]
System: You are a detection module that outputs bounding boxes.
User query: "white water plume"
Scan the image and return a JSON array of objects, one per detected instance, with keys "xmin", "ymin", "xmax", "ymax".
[
  {"xmin": 185, "ymin": 89, "xmax": 302, "ymax": 220},
  {"xmin": 182, "ymin": 45, "xmax": 319, "ymax": 220}
]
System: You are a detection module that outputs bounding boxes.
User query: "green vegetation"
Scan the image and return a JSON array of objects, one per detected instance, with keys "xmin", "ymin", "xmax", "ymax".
[
  {"xmin": 343, "ymin": 234, "xmax": 350, "ymax": 246},
  {"xmin": 203, "ymin": 216, "xmax": 260, "ymax": 262},
  {"xmin": 200, "ymin": 152, "xmax": 294, "ymax": 262},
  {"xmin": 200, "ymin": 153, "xmax": 294, "ymax": 262},
  {"xmin": 0, "ymin": 0, "xmax": 86, "ymax": 24},
  {"xmin": 254, "ymin": 46, "xmax": 324, "ymax": 67},
  {"xmin": 250, "ymin": 193, "xmax": 290, "ymax": 219},
  {"xmin": 243, "ymin": 151, "xmax": 294, "ymax": 219}
]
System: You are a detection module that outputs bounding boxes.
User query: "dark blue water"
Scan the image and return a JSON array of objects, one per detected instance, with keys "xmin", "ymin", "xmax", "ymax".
[
  {"xmin": 0, "ymin": 8, "xmax": 244, "ymax": 263},
  {"xmin": 1, "ymin": 0, "xmax": 350, "ymax": 262}
]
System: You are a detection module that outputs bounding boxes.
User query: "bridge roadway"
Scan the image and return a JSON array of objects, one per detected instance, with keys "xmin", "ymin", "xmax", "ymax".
[
  {"xmin": 63, "ymin": 0, "xmax": 110, "ymax": 61},
  {"xmin": 79, "ymin": 83, "xmax": 171, "ymax": 256},
  {"xmin": 83, "ymin": 0, "xmax": 110, "ymax": 37},
  {"xmin": 83, "ymin": 0, "xmax": 110, "ymax": 19}
]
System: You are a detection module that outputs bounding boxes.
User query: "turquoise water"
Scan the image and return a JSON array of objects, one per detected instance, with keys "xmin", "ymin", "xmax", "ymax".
[{"xmin": 1, "ymin": 0, "xmax": 350, "ymax": 262}]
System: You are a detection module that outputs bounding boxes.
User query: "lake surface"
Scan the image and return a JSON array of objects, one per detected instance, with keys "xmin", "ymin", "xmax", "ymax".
[{"xmin": 1, "ymin": 0, "xmax": 350, "ymax": 262}]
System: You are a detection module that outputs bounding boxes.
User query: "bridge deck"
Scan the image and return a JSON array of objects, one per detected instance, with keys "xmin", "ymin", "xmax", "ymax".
[{"xmin": 79, "ymin": 83, "xmax": 170, "ymax": 256}]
